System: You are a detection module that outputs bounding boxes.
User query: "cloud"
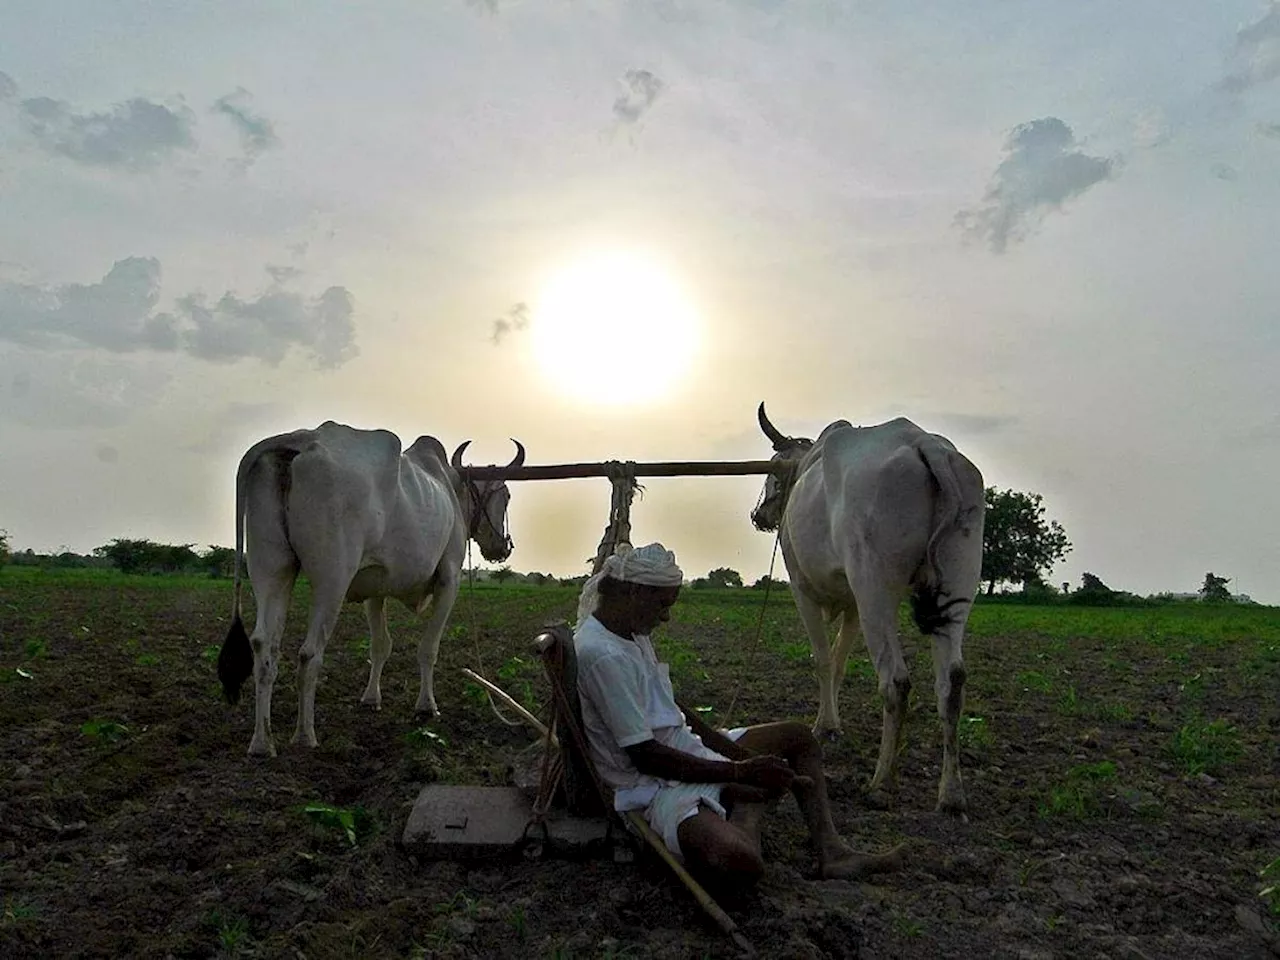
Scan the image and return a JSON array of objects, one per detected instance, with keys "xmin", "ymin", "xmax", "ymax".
[
  {"xmin": 613, "ymin": 69, "xmax": 665, "ymax": 125},
  {"xmin": 19, "ymin": 96, "xmax": 195, "ymax": 170},
  {"xmin": 266, "ymin": 264, "xmax": 303, "ymax": 284},
  {"xmin": 211, "ymin": 88, "xmax": 278, "ymax": 165},
  {"xmin": 1211, "ymin": 162, "xmax": 1239, "ymax": 181},
  {"xmin": 1259, "ymin": 121, "xmax": 1280, "ymax": 139},
  {"xmin": 956, "ymin": 117, "xmax": 1115, "ymax": 253},
  {"xmin": 1, "ymin": 351, "xmax": 172, "ymax": 429},
  {"xmin": 0, "ymin": 258, "xmax": 357, "ymax": 368},
  {"xmin": 1219, "ymin": 2, "xmax": 1280, "ymax": 94},
  {"xmin": 0, "ymin": 71, "xmax": 16, "ymax": 100},
  {"xmin": 490, "ymin": 302, "xmax": 530, "ymax": 344}
]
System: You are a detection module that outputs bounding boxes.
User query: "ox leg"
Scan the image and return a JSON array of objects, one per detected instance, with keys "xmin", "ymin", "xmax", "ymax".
[
  {"xmin": 860, "ymin": 591, "xmax": 911, "ymax": 798},
  {"xmin": 414, "ymin": 576, "xmax": 461, "ymax": 718},
  {"xmin": 359, "ymin": 598, "xmax": 392, "ymax": 710},
  {"xmin": 248, "ymin": 572, "xmax": 295, "ymax": 758},
  {"xmin": 931, "ymin": 623, "xmax": 968, "ymax": 816},
  {"xmin": 292, "ymin": 592, "xmax": 344, "ymax": 749},
  {"xmin": 795, "ymin": 593, "xmax": 841, "ymax": 738}
]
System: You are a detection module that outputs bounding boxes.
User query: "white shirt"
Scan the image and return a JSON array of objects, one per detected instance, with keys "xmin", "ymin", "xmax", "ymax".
[{"xmin": 574, "ymin": 614, "xmax": 728, "ymax": 811}]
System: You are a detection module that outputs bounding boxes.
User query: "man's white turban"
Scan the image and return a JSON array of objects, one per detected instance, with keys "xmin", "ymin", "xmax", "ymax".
[{"xmin": 576, "ymin": 542, "xmax": 683, "ymax": 625}]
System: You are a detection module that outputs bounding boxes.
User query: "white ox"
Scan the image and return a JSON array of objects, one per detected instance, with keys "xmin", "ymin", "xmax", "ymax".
[
  {"xmin": 216, "ymin": 421, "xmax": 523, "ymax": 757},
  {"xmin": 751, "ymin": 403, "xmax": 984, "ymax": 814}
]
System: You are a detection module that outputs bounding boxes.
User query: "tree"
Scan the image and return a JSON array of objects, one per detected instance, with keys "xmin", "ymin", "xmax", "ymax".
[
  {"xmin": 202, "ymin": 546, "xmax": 237, "ymax": 578},
  {"xmin": 981, "ymin": 487, "xmax": 1071, "ymax": 595},
  {"xmin": 1200, "ymin": 572, "xmax": 1231, "ymax": 603},
  {"xmin": 704, "ymin": 567, "xmax": 743, "ymax": 588},
  {"xmin": 490, "ymin": 565, "xmax": 516, "ymax": 585},
  {"xmin": 0, "ymin": 529, "xmax": 9, "ymax": 567}
]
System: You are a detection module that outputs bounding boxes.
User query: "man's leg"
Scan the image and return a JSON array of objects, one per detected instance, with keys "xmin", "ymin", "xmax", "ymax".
[
  {"xmin": 734, "ymin": 721, "xmax": 904, "ymax": 879},
  {"xmin": 676, "ymin": 805, "xmax": 764, "ymax": 892}
]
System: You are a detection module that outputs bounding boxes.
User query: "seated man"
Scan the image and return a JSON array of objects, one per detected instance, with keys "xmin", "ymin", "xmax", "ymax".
[{"xmin": 574, "ymin": 542, "xmax": 903, "ymax": 889}]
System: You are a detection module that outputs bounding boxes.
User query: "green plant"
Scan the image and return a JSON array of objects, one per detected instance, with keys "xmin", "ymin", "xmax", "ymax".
[
  {"xmin": 509, "ymin": 904, "xmax": 527, "ymax": 942},
  {"xmin": 302, "ymin": 802, "xmax": 375, "ymax": 846},
  {"xmin": 497, "ymin": 656, "xmax": 536, "ymax": 711},
  {"xmin": 1259, "ymin": 856, "xmax": 1280, "ymax": 917},
  {"xmin": 202, "ymin": 645, "xmax": 221, "ymax": 662},
  {"xmin": 404, "ymin": 726, "xmax": 448, "ymax": 749},
  {"xmin": 1039, "ymin": 761, "xmax": 1117, "ymax": 819},
  {"xmin": 958, "ymin": 715, "xmax": 995, "ymax": 749},
  {"xmin": 1168, "ymin": 715, "xmax": 1242, "ymax": 776},
  {"xmin": 24, "ymin": 638, "xmax": 47, "ymax": 658},
  {"xmin": 81, "ymin": 719, "xmax": 129, "ymax": 743},
  {"xmin": 137, "ymin": 653, "xmax": 160, "ymax": 667},
  {"xmin": 2, "ymin": 896, "xmax": 36, "ymax": 926}
]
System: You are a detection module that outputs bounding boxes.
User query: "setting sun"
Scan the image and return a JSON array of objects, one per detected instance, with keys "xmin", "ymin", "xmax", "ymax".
[{"xmin": 531, "ymin": 250, "xmax": 700, "ymax": 405}]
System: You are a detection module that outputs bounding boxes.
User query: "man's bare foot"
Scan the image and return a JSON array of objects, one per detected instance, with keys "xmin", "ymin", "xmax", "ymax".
[{"xmin": 819, "ymin": 843, "xmax": 906, "ymax": 880}]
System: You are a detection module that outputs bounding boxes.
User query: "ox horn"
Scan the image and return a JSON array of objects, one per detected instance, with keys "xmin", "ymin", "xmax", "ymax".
[
  {"xmin": 757, "ymin": 402, "xmax": 789, "ymax": 450},
  {"xmin": 507, "ymin": 439, "xmax": 526, "ymax": 469},
  {"xmin": 451, "ymin": 440, "xmax": 472, "ymax": 470}
]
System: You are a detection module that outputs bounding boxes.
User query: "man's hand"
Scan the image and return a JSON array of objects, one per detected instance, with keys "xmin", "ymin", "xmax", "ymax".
[{"xmin": 732, "ymin": 755, "xmax": 795, "ymax": 795}]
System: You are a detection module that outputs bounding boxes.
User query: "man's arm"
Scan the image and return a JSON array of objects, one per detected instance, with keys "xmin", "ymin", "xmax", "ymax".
[
  {"xmin": 677, "ymin": 699, "xmax": 755, "ymax": 762},
  {"xmin": 625, "ymin": 739, "xmax": 738, "ymax": 784}
]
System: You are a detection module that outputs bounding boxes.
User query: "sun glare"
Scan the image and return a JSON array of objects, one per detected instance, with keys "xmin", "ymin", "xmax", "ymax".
[{"xmin": 531, "ymin": 250, "xmax": 700, "ymax": 405}]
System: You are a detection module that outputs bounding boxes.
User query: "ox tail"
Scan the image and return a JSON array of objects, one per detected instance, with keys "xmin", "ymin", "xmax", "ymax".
[
  {"xmin": 911, "ymin": 442, "xmax": 983, "ymax": 635},
  {"xmin": 216, "ymin": 431, "xmax": 307, "ymax": 704}
]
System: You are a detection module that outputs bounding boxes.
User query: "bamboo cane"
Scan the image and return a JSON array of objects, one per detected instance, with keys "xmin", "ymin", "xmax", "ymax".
[{"xmin": 460, "ymin": 668, "xmax": 558, "ymax": 749}]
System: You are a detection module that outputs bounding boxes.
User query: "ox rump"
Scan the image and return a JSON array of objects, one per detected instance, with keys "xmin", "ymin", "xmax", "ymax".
[
  {"xmin": 216, "ymin": 421, "xmax": 523, "ymax": 757},
  {"xmin": 752, "ymin": 403, "xmax": 985, "ymax": 815}
]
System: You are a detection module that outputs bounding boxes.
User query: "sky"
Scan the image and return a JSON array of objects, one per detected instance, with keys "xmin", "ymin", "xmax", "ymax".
[{"xmin": 1, "ymin": 1, "xmax": 1278, "ymax": 602}]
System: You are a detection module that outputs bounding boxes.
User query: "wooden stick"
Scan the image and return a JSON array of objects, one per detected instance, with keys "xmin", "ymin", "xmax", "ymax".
[
  {"xmin": 460, "ymin": 668, "xmax": 558, "ymax": 749},
  {"xmin": 624, "ymin": 810, "xmax": 756, "ymax": 957},
  {"xmin": 457, "ymin": 459, "xmax": 787, "ymax": 483}
]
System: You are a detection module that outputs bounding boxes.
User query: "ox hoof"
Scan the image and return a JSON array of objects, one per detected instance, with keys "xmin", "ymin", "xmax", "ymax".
[
  {"xmin": 936, "ymin": 797, "xmax": 969, "ymax": 821},
  {"xmin": 812, "ymin": 725, "xmax": 842, "ymax": 744},
  {"xmin": 359, "ymin": 696, "xmax": 382, "ymax": 711},
  {"xmin": 247, "ymin": 740, "xmax": 276, "ymax": 758},
  {"xmin": 290, "ymin": 731, "xmax": 319, "ymax": 749}
]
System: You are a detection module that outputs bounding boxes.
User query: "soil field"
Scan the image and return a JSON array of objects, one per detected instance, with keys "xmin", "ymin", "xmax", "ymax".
[{"xmin": 2, "ymin": 569, "xmax": 1279, "ymax": 959}]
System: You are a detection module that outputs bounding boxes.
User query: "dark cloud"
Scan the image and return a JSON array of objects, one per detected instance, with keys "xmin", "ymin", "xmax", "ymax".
[
  {"xmin": 0, "ymin": 71, "xmax": 16, "ymax": 100},
  {"xmin": 956, "ymin": 117, "xmax": 1115, "ymax": 253},
  {"xmin": 20, "ymin": 96, "xmax": 195, "ymax": 170},
  {"xmin": 95, "ymin": 444, "xmax": 119, "ymax": 464},
  {"xmin": 613, "ymin": 69, "xmax": 665, "ymax": 124},
  {"xmin": 177, "ymin": 286, "xmax": 356, "ymax": 368},
  {"xmin": 211, "ymin": 88, "xmax": 278, "ymax": 165},
  {"xmin": 0, "ymin": 258, "xmax": 357, "ymax": 368},
  {"xmin": 1259, "ymin": 121, "xmax": 1280, "ymax": 139},
  {"xmin": 1219, "ymin": 2, "xmax": 1280, "ymax": 94},
  {"xmin": 1211, "ymin": 162, "xmax": 1239, "ymax": 181},
  {"xmin": 490, "ymin": 302, "xmax": 530, "ymax": 345}
]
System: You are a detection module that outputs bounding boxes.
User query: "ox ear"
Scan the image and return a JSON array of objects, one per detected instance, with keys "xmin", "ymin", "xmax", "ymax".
[
  {"xmin": 757, "ymin": 402, "xmax": 789, "ymax": 450},
  {"xmin": 508, "ymin": 439, "xmax": 526, "ymax": 468},
  {"xmin": 451, "ymin": 440, "xmax": 472, "ymax": 470}
]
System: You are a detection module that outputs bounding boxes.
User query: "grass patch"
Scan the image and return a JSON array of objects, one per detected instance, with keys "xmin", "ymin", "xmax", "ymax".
[
  {"xmin": 958, "ymin": 715, "xmax": 995, "ymax": 750},
  {"xmin": 80, "ymin": 719, "xmax": 129, "ymax": 743},
  {"xmin": 1168, "ymin": 715, "xmax": 1243, "ymax": 776},
  {"xmin": 1015, "ymin": 669, "xmax": 1054, "ymax": 694},
  {"xmin": 1039, "ymin": 760, "xmax": 1117, "ymax": 819}
]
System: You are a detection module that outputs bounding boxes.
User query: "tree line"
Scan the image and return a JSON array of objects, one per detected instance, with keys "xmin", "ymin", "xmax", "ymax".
[{"xmin": 0, "ymin": 496, "xmax": 1252, "ymax": 605}]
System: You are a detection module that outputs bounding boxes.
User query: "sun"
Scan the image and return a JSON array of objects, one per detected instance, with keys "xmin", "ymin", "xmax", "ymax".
[{"xmin": 531, "ymin": 250, "xmax": 700, "ymax": 405}]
